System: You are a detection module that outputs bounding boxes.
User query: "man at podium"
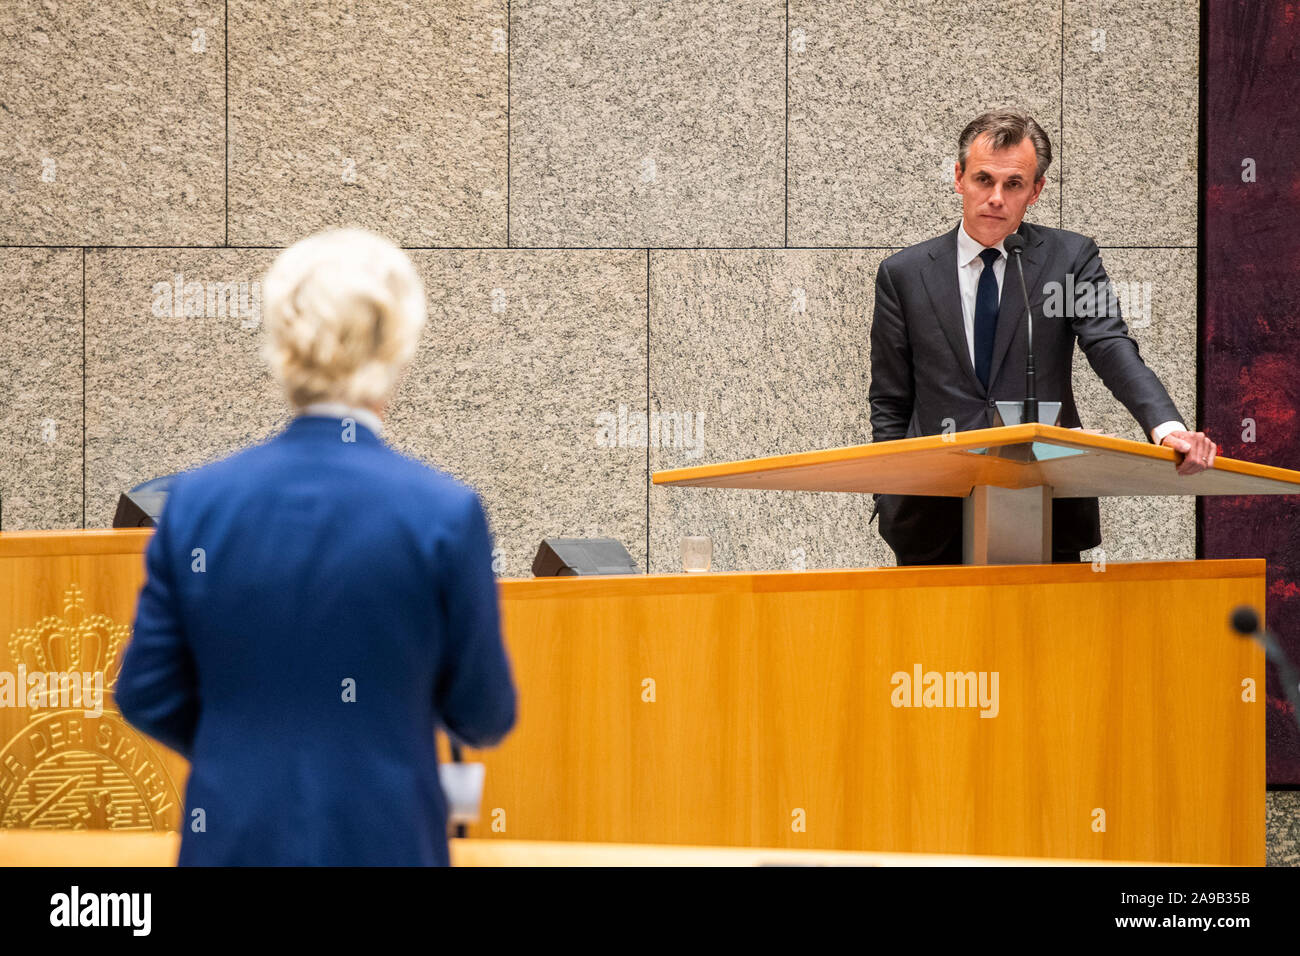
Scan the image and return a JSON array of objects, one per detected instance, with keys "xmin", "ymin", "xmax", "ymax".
[{"xmin": 868, "ymin": 109, "xmax": 1217, "ymax": 566}]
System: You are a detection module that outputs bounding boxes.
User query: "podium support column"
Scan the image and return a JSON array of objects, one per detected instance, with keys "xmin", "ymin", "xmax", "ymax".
[{"xmin": 963, "ymin": 485, "xmax": 1053, "ymax": 565}]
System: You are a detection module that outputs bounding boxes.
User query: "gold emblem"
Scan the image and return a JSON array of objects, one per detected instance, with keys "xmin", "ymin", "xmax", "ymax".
[{"xmin": 0, "ymin": 584, "xmax": 181, "ymax": 831}]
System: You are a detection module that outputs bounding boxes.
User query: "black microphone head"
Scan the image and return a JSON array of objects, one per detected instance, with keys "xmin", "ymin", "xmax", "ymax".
[
  {"xmin": 1003, "ymin": 233, "xmax": 1026, "ymax": 255},
  {"xmin": 1230, "ymin": 605, "xmax": 1260, "ymax": 636}
]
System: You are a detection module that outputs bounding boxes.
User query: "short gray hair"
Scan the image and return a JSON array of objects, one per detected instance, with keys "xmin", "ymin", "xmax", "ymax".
[{"xmin": 957, "ymin": 110, "xmax": 1052, "ymax": 181}]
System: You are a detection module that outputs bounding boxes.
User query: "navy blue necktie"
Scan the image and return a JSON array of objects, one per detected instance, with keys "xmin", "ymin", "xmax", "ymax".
[{"xmin": 973, "ymin": 247, "xmax": 1002, "ymax": 390}]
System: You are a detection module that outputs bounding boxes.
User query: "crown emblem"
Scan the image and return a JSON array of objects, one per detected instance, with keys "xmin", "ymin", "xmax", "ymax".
[
  {"xmin": 6, "ymin": 583, "xmax": 128, "ymax": 709},
  {"xmin": 0, "ymin": 584, "xmax": 181, "ymax": 831}
]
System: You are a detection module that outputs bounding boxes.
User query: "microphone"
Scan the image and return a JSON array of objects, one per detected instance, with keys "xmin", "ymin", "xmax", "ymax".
[
  {"xmin": 1001, "ymin": 233, "xmax": 1037, "ymax": 425},
  {"xmin": 1231, "ymin": 605, "xmax": 1300, "ymax": 732},
  {"xmin": 1230, "ymin": 605, "xmax": 1262, "ymax": 639}
]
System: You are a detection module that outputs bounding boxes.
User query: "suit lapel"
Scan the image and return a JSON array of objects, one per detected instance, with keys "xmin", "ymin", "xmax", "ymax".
[
  {"xmin": 988, "ymin": 222, "xmax": 1048, "ymax": 391},
  {"xmin": 920, "ymin": 225, "xmax": 984, "ymax": 395}
]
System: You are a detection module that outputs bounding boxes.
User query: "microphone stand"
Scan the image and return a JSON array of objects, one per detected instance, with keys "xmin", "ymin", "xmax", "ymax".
[
  {"xmin": 450, "ymin": 742, "xmax": 468, "ymax": 839},
  {"xmin": 1006, "ymin": 241, "xmax": 1038, "ymax": 425},
  {"xmin": 1233, "ymin": 607, "xmax": 1300, "ymax": 733}
]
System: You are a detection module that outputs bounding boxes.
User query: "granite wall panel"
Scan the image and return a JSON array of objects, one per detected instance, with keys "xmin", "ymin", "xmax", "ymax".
[
  {"xmin": 84, "ymin": 248, "xmax": 645, "ymax": 579},
  {"xmin": 227, "ymin": 0, "xmax": 508, "ymax": 247},
  {"xmin": 0, "ymin": 249, "xmax": 83, "ymax": 530},
  {"xmin": 649, "ymin": 249, "xmax": 893, "ymax": 573},
  {"xmin": 788, "ymin": 0, "xmax": 1062, "ymax": 247},
  {"xmin": 84, "ymin": 249, "xmax": 285, "ymax": 528},
  {"xmin": 388, "ymin": 250, "xmax": 647, "ymax": 577},
  {"xmin": 1063, "ymin": 0, "xmax": 1199, "ymax": 245},
  {"xmin": 0, "ymin": 1, "xmax": 224, "ymax": 245},
  {"xmin": 510, "ymin": 0, "xmax": 785, "ymax": 247}
]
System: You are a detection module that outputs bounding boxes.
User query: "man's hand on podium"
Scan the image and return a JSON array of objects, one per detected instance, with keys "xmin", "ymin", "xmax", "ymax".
[{"xmin": 1161, "ymin": 429, "xmax": 1218, "ymax": 475}]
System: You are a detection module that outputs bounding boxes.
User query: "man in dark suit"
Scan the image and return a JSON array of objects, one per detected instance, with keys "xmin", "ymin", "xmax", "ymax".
[{"xmin": 868, "ymin": 110, "xmax": 1217, "ymax": 566}]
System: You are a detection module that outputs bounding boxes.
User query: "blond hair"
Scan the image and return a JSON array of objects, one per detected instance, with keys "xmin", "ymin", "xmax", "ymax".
[{"xmin": 262, "ymin": 228, "xmax": 426, "ymax": 408}]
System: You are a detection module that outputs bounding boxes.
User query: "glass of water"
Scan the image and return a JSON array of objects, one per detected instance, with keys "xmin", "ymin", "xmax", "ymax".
[{"xmin": 681, "ymin": 535, "xmax": 712, "ymax": 573}]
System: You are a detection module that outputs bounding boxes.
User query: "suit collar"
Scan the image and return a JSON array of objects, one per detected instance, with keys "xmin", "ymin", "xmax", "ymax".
[
  {"xmin": 300, "ymin": 401, "xmax": 384, "ymax": 438},
  {"xmin": 282, "ymin": 412, "xmax": 384, "ymax": 444},
  {"xmin": 956, "ymin": 220, "xmax": 1008, "ymax": 268},
  {"xmin": 921, "ymin": 224, "xmax": 983, "ymax": 394}
]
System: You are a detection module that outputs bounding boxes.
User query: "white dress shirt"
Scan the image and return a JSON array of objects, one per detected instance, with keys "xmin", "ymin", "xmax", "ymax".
[
  {"xmin": 299, "ymin": 401, "xmax": 385, "ymax": 438},
  {"xmin": 956, "ymin": 222, "xmax": 1008, "ymax": 372},
  {"xmin": 955, "ymin": 221, "xmax": 1184, "ymax": 445}
]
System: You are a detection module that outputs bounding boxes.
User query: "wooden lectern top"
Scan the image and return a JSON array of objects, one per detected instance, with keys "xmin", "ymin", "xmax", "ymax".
[{"xmin": 652, "ymin": 423, "xmax": 1300, "ymax": 498}]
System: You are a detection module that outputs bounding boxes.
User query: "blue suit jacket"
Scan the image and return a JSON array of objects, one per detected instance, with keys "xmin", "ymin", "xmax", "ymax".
[{"xmin": 117, "ymin": 414, "xmax": 517, "ymax": 865}]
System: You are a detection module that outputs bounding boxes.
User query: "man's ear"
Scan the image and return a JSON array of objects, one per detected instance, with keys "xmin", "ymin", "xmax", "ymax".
[
  {"xmin": 1027, "ymin": 175, "xmax": 1046, "ymax": 206},
  {"xmin": 954, "ymin": 162, "xmax": 964, "ymax": 193}
]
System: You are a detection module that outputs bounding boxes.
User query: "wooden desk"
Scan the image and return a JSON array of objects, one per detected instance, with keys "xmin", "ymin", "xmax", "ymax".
[
  {"xmin": 470, "ymin": 561, "xmax": 1263, "ymax": 864},
  {"xmin": 0, "ymin": 531, "xmax": 1265, "ymax": 864}
]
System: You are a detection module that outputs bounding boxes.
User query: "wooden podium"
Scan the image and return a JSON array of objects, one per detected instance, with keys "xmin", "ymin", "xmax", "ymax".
[
  {"xmin": 0, "ymin": 530, "xmax": 189, "ymax": 837},
  {"xmin": 653, "ymin": 423, "xmax": 1300, "ymax": 563}
]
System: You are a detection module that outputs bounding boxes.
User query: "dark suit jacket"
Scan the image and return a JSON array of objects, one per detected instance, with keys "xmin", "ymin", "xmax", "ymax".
[
  {"xmin": 117, "ymin": 415, "xmax": 517, "ymax": 865},
  {"xmin": 868, "ymin": 220, "xmax": 1184, "ymax": 564}
]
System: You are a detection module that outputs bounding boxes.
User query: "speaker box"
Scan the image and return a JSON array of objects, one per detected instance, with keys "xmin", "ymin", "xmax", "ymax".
[
  {"xmin": 531, "ymin": 537, "xmax": 639, "ymax": 576},
  {"xmin": 112, "ymin": 474, "xmax": 178, "ymax": 528}
]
